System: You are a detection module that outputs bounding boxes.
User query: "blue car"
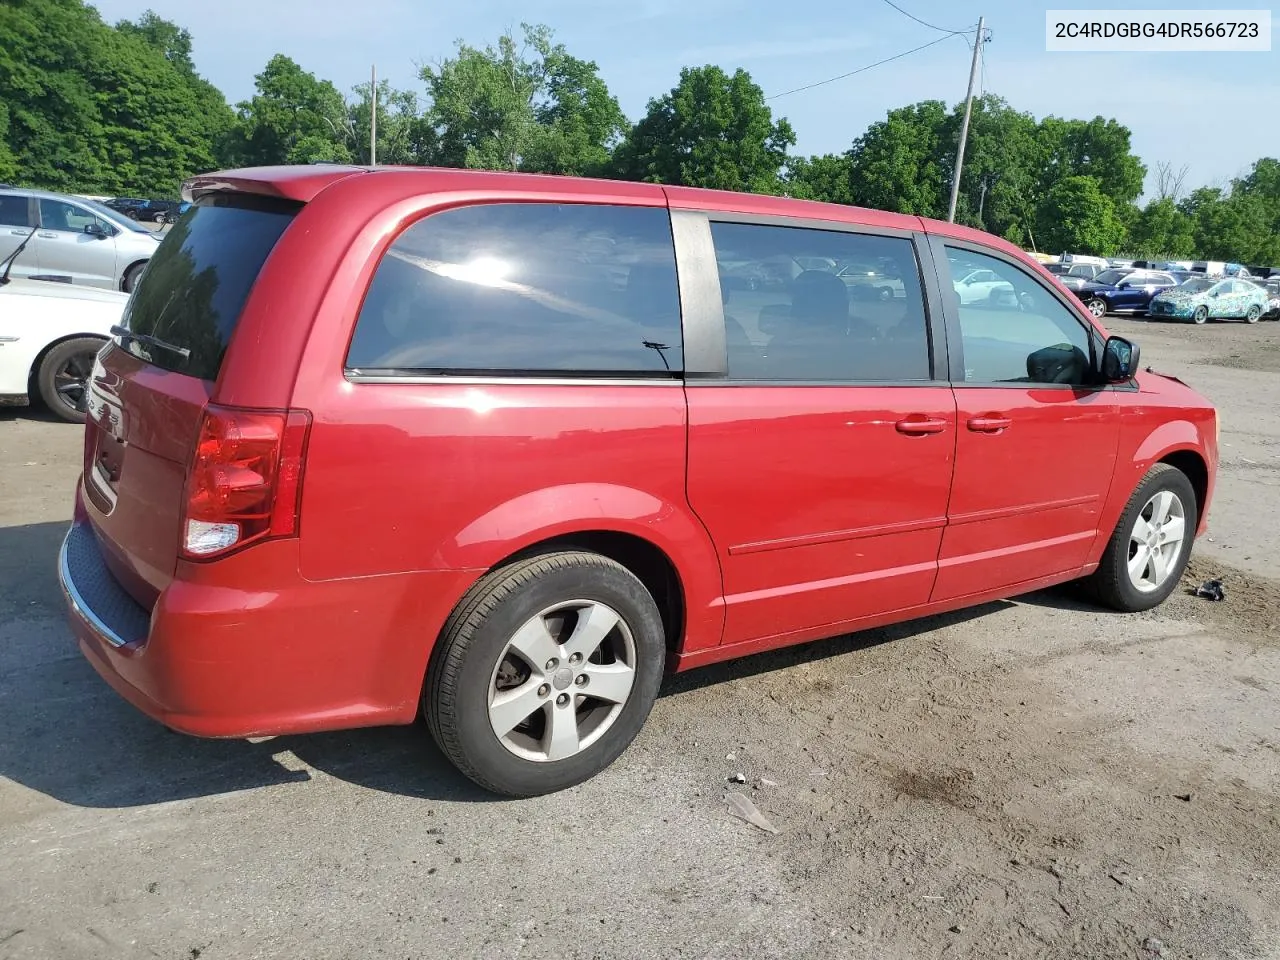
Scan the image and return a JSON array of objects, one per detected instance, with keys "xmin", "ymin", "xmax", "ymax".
[{"xmin": 1072, "ymin": 268, "xmax": 1181, "ymax": 319}]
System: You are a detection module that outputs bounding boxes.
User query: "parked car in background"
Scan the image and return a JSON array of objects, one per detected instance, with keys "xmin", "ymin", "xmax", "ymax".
[
  {"xmin": 1046, "ymin": 261, "xmax": 1106, "ymax": 291},
  {"xmin": 59, "ymin": 164, "xmax": 1216, "ymax": 797},
  {"xmin": 103, "ymin": 197, "xmax": 149, "ymax": 218},
  {"xmin": 0, "ymin": 187, "xmax": 160, "ymax": 291},
  {"xmin": 1148, "ymin": 277, "xmax": 1270, "ymax": 323},
  {"xmin": 1071, "ymin": 269, "xmax": 1179, "ymax": 318},
  {"xmin": 1, "ymin": 238, "xmax": 124, "ymax": 421},
  {"xmin": 162, "ymin": 201, "xmax": 193, "ymax": 224},
  {"xmin": 951, "ymin": 265, "xmax": 1015, "ymax": 304}
]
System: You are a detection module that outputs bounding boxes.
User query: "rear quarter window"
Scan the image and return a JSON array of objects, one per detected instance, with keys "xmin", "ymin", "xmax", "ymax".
[
  {"xmin": 346, "ymin": 203, "xmax": 683, "ymax": 377},
  {"xmin": 119, "ymin": 196, "xmax": 299, "ymax": 381}
]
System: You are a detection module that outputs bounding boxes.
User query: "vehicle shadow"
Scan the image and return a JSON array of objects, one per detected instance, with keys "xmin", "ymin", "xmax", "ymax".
[{"xmin": 0, "ymin": 519, "xmax": 1104, "ymax": 810}]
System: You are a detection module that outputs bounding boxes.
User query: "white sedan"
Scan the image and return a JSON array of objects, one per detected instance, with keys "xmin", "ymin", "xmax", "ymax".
[
  {"xmin": 1, "ymin": 277, "xmax": 127, "ymax": 422},
  {"xmin": 953, "ymin": 268, "xmax": 1016, "ymax": 305}
]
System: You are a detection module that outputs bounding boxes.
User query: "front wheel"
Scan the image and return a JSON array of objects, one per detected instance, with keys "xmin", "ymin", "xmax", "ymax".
[
  {"xmin": 1084, "ymin": 464, "xmax": 1197, "ymax": 612},
  {"xmin": 425, "ymin": 551, "xmax": 666, "ymax": 797},
  {"xmin": 1192, "ymin": 306, "xmax": 1209, "ymax": 324},
  {"xmin": 36, "ymin": 337, "xmax": 103, "ymax": 423},
  {"xmin": 1086, "ymin": 298, "xmax": 1107, "ymax": 319},
  {"xmin": 1245, "ymin": 305, "xmax": 1261, "ymax": 324},
  {"xmin": 121, "ymin": 262, "xmax": 146, "ymax": 293}
]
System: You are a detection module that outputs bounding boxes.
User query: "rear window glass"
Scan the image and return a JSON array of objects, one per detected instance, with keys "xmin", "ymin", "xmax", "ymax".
[
  {"xmin": 346, "ymin": 203, "xmax": 682, "ymax": 377},
  {"xmin": 119, "ymin": 196, "xmax": 298, "ymax": 381}
]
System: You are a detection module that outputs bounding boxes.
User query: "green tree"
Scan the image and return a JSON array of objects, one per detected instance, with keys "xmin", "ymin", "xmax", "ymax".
[
  {"xmin": 0, "ymin": 0, "xmax": 232, "ymax": 195},
  {"xmin": 1127, "ymin": 198, "xmax": 1196, "ymax": 259},
  {"xmin": 1036, "ymin": 175, "xmax": 1126, "ymax": 256},
  {"xmin": 1183, "ymin": 186, "xmax": 1280, "ymax": 264},
  {"xmin": 114, "ymin": 9, "xmax": 194, "ymax": 72},
  {"xmin": 844, "ymin": 100, "xmax": 948, "ymax": 217},
  {"xmin": 1037, "ymin": 115, "xmax": 1146, "ymax": 207},
  {"xmin": 420, "ymin": 23, "xmax": 625, "ymax": 175},
  {"xmin": 226, "ymin": 54, "xmax": 352, "ymax": 166},
  {"xmin": 782, "ymin": 153, "xmax": 853, "ymax": 204},
  {"xmin": 611, "ymin": 65, "xmax": 795, "ymax": 193}
]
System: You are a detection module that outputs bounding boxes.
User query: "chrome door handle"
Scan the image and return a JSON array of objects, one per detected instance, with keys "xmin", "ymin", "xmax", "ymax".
[{"xmin": 37, "ymin": 231, "xmax": 57, "ymax": 239}]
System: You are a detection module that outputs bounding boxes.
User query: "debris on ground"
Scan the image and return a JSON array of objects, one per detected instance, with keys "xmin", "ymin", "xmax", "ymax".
[
  {"xmin": 949, "ymin": 924, "xmax": 964, "ymax": 933},
  {"xmin": 1141, "ymin": 936, "xmax": 1165, "ymax": 958},
  {"xmin": 724, "ymin": 791, "xmax": 779, "ymax": 834},
  {"xmin": 1195, "ymin": 578, "xmax": 1226, "ymax": 601},
  {"xmin": 727, "ymin": 772, "xmax": 746, "ymax": 784},
  {"xmin": 1174, "ymin": 792, "xmax": 1193, "ymax": 802},
  {"xmin": 759, "ymin": 778, "xmax": 779, "ymax": 788}
]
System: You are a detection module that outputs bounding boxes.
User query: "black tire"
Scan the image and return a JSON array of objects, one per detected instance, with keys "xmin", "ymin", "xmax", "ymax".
[
  {"xmin": 121, "ymin": 261, "xmax": 146, "ymax": 293},
  {"xmin": 1245, "ymin": 305, "xmax": 1261, "ymax": 324},
  {"xmin": 425, "ymin": 551, "xmax": 666, "ymax": 797},
  {"xmin": 1084, "ymin": 464, "xmax": 1198, "ymax": 612},
  {"xmin": 1192, "ymin": 306, "xmax": 1209, "ymax": 324},
  {"xmin": 36, "ymin": 337, "xmax": 103, "ymax": 423}
]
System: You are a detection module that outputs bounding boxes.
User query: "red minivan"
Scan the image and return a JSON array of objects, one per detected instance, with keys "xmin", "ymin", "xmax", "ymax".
[{"xmin": 60, "ymin": 165, "xmax": 1218, "ymax": 796}]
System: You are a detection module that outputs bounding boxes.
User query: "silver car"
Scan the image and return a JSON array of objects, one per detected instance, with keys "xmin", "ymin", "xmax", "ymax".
[{"xmin": 0, "ymin": 187, "xmax": 161, "ymax": 291}]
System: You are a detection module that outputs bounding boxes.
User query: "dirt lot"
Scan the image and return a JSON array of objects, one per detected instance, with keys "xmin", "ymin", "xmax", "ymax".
[{"xmin": 2, "ymin": 316, "xmax": 1279, "ymax": 960}]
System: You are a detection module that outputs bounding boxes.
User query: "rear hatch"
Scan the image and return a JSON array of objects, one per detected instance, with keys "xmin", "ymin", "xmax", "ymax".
[{"xmin": 82, "ymin": 195, "xmax": 299, "ymax": 607}]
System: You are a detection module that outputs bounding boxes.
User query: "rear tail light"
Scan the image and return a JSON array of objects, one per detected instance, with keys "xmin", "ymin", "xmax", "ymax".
[{"xmin": 181, "ymin": 404, "xmax": 312, "ymax": 561}]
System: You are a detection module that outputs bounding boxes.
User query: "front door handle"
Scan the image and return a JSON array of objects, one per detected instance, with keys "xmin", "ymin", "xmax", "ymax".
[
  {"xmin": 967, "ymin": 415, "xmax": 1012, "ymax": 433},
  {"xmin": 896, "ymin": 416, "xmax": 948, "ymax": 436},
  {"xmin": 37, "ymin": 231, "xmax": 57, "ymax": 239}
]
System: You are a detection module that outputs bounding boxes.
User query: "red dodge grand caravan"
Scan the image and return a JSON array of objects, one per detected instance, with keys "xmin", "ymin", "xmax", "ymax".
[{"xmin": 60, "ymin": 165, "xmax": 1218, "ymax": 796}]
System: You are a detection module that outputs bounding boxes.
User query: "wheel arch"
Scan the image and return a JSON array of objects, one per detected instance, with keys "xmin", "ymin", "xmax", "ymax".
[
  {"xmin": 492, "ymin": 531, "xmax": 688, "ymax": 659},
  {"xmin": 120, "ymin": 258, "xmax": 150, "ymax": 291},
  {"xmin": 436, "ymin": 483, "xmax": 726, "ymax": 659}
]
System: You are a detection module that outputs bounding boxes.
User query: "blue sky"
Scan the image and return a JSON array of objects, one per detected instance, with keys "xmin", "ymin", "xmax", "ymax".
[{"xmin": 91, "ymin": 0, "xmax": 1279, "ymax": 195}]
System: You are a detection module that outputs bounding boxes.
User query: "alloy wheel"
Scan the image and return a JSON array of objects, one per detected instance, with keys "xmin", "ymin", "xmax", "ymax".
[
  {"xmin": 487, "ymin": 600, "xmax": 637, "ymax": 762},
  {"xmin": 1126, "ymin": 490, "xmax": 1187, "ymax": 593},
  {"xmin": 1087, "ymin": 299, "xmax": 1106, "ymax": 318},
  {"xmin": 52, "ymin": 350, "xmax": 95, "ymax": 416}
]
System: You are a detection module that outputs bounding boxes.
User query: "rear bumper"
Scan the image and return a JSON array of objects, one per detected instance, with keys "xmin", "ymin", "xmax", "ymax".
[{"xmin": 60, "ymin": 499, "xmax": 479, "ymax": 738}]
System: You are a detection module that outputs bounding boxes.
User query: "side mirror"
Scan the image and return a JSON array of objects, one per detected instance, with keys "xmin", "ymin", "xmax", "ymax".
[
  {"xmin": 1101, "ymin": 336, "xmax": 1140, "ymax": 382},
  {"xmin": 84, "ymin": 222, "xmax": 106, "ymax": 238}
]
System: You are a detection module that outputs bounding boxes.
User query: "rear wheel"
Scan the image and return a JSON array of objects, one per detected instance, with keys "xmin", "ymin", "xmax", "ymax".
[
  {"xmin": 1245, "ymin": 305, "xmax": 1261, "ymax": 324},
  {"xmin": 1192, "ymin": 306, "xmax": 1209, "ymax": 324},
  {"xmin": 425, "ymin": 551, "xmax": 666, "ymax": 797},
  {"xmin": 36, "ymin": 337, "xmax": 103, "ymax": 423},
  {"xmin": 1084, "ymin": 464, "xmax": 1197, "ymax": 612},
  {"xmin": 1086, "ymin": 298, "xmax": 1107, "ymax": 319}
]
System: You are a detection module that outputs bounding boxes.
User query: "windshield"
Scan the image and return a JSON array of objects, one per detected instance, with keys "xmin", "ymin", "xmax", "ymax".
[
  {"xmin": 1046, "ymin": 264, "xmax": 1069, "ymax": 275},
  {"xmin": 1093, "ymin": 269, "xmax": 1131, "ymax": 285},
  {"xmin": 80, "ymin": 198, "xmax": 151, "ymax": 233},
  {"xmin": 1179, "ymin": 278, "xmax": 1214, "ymax": 293}
]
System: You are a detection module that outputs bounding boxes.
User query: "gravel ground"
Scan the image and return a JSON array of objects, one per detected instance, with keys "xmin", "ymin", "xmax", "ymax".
[{"xmin": 1, "ymin": 315, "xmax": 1279, "ymax": 960}]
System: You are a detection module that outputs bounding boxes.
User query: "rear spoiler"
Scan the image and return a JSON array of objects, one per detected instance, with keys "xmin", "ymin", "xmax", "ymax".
[{"xmin": 182, "ymin": 165, "xmax": 370, "ymax": 204}]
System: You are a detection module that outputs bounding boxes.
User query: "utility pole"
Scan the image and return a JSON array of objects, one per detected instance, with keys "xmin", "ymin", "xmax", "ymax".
[
  {"xmin": 369, "ymin": 64, "xmax": 377, "ymax": 167},
  {"xmin": 946, "ymin": 16, "xmax": 984, "ymax": 223}
]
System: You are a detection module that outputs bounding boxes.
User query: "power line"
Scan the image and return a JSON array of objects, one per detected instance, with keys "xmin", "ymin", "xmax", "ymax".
[
  {"xmin": 767, "ymin": 33, "xmax": 961, "ymax": 100},
  {"xmin": 878, "ymin": 0, "xmax": 972, "ymax": 35}
]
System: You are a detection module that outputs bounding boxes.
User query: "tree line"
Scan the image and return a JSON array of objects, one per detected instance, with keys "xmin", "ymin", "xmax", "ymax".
[{"xmin": 2, "ymin": 0, "xmax": 1277, "ymax": 265}]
